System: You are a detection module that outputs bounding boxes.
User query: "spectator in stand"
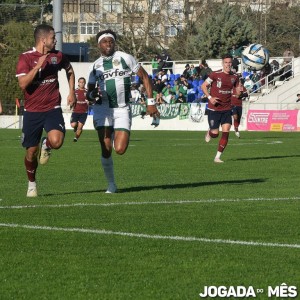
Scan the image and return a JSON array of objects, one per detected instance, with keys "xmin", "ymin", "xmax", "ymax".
[
  {"xmin": 231, "ymin": 78, "xmax": 248, "ymax": 138},
  {"xmin": 182, "ymin": 64, "xmax": 191, "ymax": 79},
  {"xmin": 201, "ymin": 53, "xmax": 240, "ymax": 163},
  {"xmin": 171, "ymin": 79, "xmax": 188, "ymax": 101},
  {"xmin": 188, "ymin": 64, "xmax": 197, "ymax": 78},
  {"xmin": 250, "ymin": 70, "xmax": 261, "ymax": 92},
  {"xmin": 199, "ymin": 62, "xmax": 212, "ymax": 81},
  {"xmin": 151, "ymin": 55, "xmax": 159, "ymax": 76},
  {"xmin": 162, "ymin": 83, "xmax": 175, "ymax": 104},
  {"xmin": 157, "ymin": 69, "xmax": 168, "ymax": 85},
  {"xmin": 175, "ymin": 92, "xmax": 186, "ymax": 103},
  {"xmin": 160, "ymin": 50, "xmax": 173, "ymax": 74},
  {"xmin": 243, "ymin": 75, "xmax": 254, "ymax": 93},
  {"xmin": 70, "ymin": 77, "xmax": 89, "ymax": 142},
  {"xmin": 296, "ymin": 93, "xmax": 300, "ymax": 102},
  {"xmin": 179, "ymin": 75, "xmax": 191, "ymax": 90},
  {"xmin": 130, "ymin": 84, "xmax": 141, "ymax": 102},
  {"xmin": 153, "ymin": 77, "xmax": 165, "ymax": 103},
  {"xmin": 283, "ymin": 47, "xmax": 294, "ymax": 63},
  {"xmin": 229, "ymin": 45, "xmax": 242, "ymax": 58}
]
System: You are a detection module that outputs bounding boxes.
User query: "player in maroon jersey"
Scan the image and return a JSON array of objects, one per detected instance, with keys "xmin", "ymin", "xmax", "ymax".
[
  {"xmin": 16, "ymin": 24, "xmax": 76, "ymax": 197},
  {"xmin": 70, "ymin": 77, "xmax": 89, "ymax": 142},
  {"xmin": 201, "ymin": 54, "xmax": 240, "ymax": 163},
  {"xmin": 231, "ymin": 77, "xmax": 248, "ymax": 138}
]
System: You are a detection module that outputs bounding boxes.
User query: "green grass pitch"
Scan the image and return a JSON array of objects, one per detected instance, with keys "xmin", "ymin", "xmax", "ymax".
[{"xmin": 0, "ymin": 129, "xmax": 299, "ymax": 299}]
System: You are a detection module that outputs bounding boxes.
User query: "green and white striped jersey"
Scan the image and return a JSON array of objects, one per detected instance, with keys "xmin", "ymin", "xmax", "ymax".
[{"xmin": 88, "ymin": 51, "xmax": 140, "ymax": 108}]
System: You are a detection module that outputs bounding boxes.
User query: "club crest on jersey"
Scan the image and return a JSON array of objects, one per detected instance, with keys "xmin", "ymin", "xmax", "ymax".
[
  {"xmin": 217, "ymin": 78, "xmax": 222, "ymax": 88},
  {"xmin": 50, "ymin": 57, "xmax": 58, "ymax": 64},
  {"xmin": 113, "ymin": 58, "xmax": 120, "ymax": 66},
  {"xmin": 231, "ymin": 78, "xmax": 236, "ymax": 84}
]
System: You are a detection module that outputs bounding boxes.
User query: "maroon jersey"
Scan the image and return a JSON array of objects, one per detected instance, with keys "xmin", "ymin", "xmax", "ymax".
[
  {"xmin": 16, "ymin": 48, "xmax": 72, "ymax": 112},
  {"xmin": 73, "ymin": 88, "xmax": 88, "ymax": 113},
  {"xmin": 231, "ymin": 85, "xmax": 247, "ymax": 107},
  {"xmin": 206, "ymin": 70, "xmax": 239, "ymax": 111}
]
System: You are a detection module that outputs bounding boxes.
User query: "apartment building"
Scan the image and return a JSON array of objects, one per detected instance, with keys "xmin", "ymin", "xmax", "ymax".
[{"xmin": 62, "ymin": 0, "xmax": 300, "ymax": 47}]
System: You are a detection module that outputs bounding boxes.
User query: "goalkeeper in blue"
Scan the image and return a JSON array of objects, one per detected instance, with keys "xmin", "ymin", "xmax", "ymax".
[{"xmin": 87, "ymin": 29, "xmax": 159, "ymax": 193}]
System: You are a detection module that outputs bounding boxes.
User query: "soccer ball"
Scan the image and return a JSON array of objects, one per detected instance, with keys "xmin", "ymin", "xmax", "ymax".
[{"xmin": 241, "ymin": 43, "xmax": 270, "ymax": 71}]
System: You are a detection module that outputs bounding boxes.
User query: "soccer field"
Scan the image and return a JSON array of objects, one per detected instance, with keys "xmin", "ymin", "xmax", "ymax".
[{"xmin": 0, "ymin": 129, "xmax": 299, "ymax": 299}]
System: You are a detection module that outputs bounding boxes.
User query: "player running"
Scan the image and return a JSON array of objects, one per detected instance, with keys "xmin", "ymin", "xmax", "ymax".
[
  {"xmin": 70, "ymin": 77, "xmax": 89, "ymax": 142},
  {"xmin": 16, "ymin": 24, "xmax": 76, "ymax": 197},
  {"xmin": 87, "ymin": 29, "xmax": 159, "ymax": 193},
  {"xmin": 201, "ymin": 54, "xmax": 240, "ymax": 163}
]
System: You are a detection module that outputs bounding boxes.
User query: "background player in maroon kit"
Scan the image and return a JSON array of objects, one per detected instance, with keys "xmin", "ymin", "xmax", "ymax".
[
  {"xmin": 16, "ymin": 24, "xmax": 76, "ymax": 197},
  {"xmin": 201, "ymin": 54, "xmax": 240, "ymax": 163},
  {"xmin": 70, "ymin": 77, "xmax": 89, "ymax": 142},
  {"xmin": 231, "ymin": 78, "xmax": 248, "ymax": 138}
]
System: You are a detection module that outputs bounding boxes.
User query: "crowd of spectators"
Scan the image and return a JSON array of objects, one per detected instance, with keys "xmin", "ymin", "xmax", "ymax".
[{"xmin": 131, "ymin": 46, "xmax": 295, "ymax": 107}]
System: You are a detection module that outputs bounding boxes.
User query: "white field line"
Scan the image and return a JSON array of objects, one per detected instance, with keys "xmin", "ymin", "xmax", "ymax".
[
  {"xmin": 0, "ymin": 197, "xmax": 299, "ymax": 210},
  {"xmin": 0, "ymin": 222, "xmax": 299, "ymax": 249}
]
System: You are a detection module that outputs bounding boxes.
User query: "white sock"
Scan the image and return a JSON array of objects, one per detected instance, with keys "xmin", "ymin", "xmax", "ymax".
[
  {"xmin": 101, "ymin": 156, "xmax": 115, "ymax": 184},
  {"xmin": 42, "ymin": 138, "xmax": 48, "ymax": 150},
  {"xmin": 215, "ymin": 151, "xmax": 222, "ymax": 159},
  {"xmin": 28, "ymin": 181, "xmax": 36, "ymax": 189}
]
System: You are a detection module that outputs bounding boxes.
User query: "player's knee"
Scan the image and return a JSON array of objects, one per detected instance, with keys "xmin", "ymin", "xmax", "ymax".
[
  {"xmin": 210, "ymin": 132, "xmax": 219, "ymax": 138},
  {"xmin": 114, "ymin": 145, "xmax": 127, "ymax": 155},
  {"xmin": 48, "ymin": 138, "xmax": 63, "ymax": 149}
]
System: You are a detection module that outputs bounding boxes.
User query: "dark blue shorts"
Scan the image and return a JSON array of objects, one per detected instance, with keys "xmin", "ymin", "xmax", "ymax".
[
  {"xmin": 22, "ymin": 108, "xmax": 65, "ymax": 148},
  {"xmin": 207, "ymin": 109, "xmax": 232, "ymax": 129},
  {"xmin": 232, "ymin": 106, "xmax": 242, "ymax": 118},
  {"xmin": 70, "ymin": 112, "xmax": 88, "ymax": 125}
]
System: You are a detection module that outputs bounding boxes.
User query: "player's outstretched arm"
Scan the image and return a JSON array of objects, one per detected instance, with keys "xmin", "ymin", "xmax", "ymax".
[{"xmin": 137, "ymin": 66, "xmax": 160, "ymax": 117}]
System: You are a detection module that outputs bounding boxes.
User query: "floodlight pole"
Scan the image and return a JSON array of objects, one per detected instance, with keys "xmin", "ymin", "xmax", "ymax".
[{"xmin": 53, "ymin": 0, "xmax": 63, "ymax": 51}]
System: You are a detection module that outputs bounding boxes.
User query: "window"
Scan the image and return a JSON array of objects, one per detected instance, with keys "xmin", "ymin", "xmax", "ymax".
[
  {"xmin": 149, "ymin": 25, "xmax": 161, "ymax": 37},
  {"xmin": 80, "ymin": 1, "xmax": 99, "ymax": 13},
  {"xmin": 103, "ymin": 0, "xmax": 122, "ymax": 13},
  {"xmin": 106, "ymin": 23, "xmax": 123, "ymax": 33},
  {"xmin": 165, "ymin": 25, "xmax": 183, "ymax": 37},
  {"xmin": 151, "ymin": 0, "xmax": 160, "ymax": 13},
  {"xmin": 63, "ymin": 22, "xmax": 78, "ymax": 35},
  {"xmin": 64, "ymin": 0, "xmax": 78, "ymax": 13},
  {"xmin": 80, "ymin": 22, "xmax": 100, "ymax": 35}
]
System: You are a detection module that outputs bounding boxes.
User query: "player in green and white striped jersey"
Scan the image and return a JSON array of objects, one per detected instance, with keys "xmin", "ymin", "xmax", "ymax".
[{"xmin": 87, "ymin": 29, "xmax": 159, "ymax": 194}]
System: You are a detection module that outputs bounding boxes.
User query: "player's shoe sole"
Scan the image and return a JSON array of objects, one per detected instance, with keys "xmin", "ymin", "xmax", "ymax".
[
  {"xmin": 27, "ymin": 187, "xmax": 37, "ymax": 197},
  {"xmin": 39, "ymin": 137, "xmax": 51, "ymax": 165},
  {"xmin": 105, "ymin": 183, "xmax": 117, "ymax": 194}
]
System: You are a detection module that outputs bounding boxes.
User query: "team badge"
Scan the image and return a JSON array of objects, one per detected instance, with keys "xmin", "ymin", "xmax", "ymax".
[
  {"xmin": 51, "ymin": 57, "xmax": 57, "ymax": 64},
  {"xmin": 217, "ymin": 78, "xmax": 222, "ymax": 88},
  {"xmin": 231, "ymin": 78, "xmax": 236, "ymax": 84},
  {"xmin": 113, "ymin": 58, "xmax": 120, "ymax": 66}
]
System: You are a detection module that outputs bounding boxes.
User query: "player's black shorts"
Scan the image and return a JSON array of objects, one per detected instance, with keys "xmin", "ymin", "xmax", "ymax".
[
  {"xmin": 70, "ymin": 112, "xmax": 88, "ymax": 125},
  {"xmin": 22, "ymin": 108, "xmax": 65, "ymax": 148},
  {"xmin": 232, "ymin": 106, "xmax": 242, "ymax": 117},
  {"xmin": 207, "ymin": 109, "xmax": 232, "ymax": 129}
]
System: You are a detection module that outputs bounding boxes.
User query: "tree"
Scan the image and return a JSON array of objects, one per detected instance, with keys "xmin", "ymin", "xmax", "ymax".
[
  {"xmin": 179, "ymin": 4, "xmax": 257, "ymax": 60},
  {"xmin": 0, "ymin": 21, "xmax": 34, "ymax": 113}
]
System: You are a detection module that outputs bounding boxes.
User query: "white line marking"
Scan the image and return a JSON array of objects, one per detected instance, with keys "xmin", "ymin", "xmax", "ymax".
[
  {"xmin": 0, "ymin": 223, "xmax": 299, "ymax": 249},
  {"xmin": 0, "ymin": 197, "xmax": 299, "ymax": 210}
]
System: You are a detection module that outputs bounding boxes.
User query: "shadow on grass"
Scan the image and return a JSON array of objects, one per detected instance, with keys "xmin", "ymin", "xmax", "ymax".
[
  {"xmin": 42, "ymin": 178, "xmax": 266, "ymax": 196},
  {"xmin": 232, "ymin": 155, "xmax": 300, "ymax": 161}
]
